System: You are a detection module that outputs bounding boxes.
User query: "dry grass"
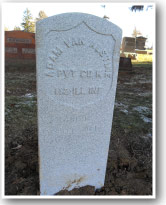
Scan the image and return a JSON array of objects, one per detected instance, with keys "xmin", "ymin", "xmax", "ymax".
[
  {"xmin": 5, "ymin": 64, "xmax": 152, "ymax": 195},
  {"xmin": 133, "ymin": 54, "xmax": 153, "ymax": 63}
]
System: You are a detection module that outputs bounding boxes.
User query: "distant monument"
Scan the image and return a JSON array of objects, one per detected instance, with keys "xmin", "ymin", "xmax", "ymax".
[
  {"xmin": 122, "ymin": 37, "xmax": 135, "ymax": 53},
  {"xmin": 135, "ymin": 36, "xmax": 147, "ymax": 50},
  {"xmin": 121, "ymin": 36, "xmax": 147, "ymax": 53},
  {"xmin": 36, "ymin": 12, "xmax": 122, "ymax": 195}
]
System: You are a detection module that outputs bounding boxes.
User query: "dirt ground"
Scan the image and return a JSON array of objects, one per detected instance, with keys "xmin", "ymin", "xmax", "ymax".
[{"xmin": 5, "ymin": 62, "xmax": 152, "ymax": 195}]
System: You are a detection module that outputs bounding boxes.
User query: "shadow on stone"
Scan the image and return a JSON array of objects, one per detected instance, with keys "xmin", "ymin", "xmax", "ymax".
[{"xmin": 55, "ymin": 185, "xmax": 95, "ymax": 195}]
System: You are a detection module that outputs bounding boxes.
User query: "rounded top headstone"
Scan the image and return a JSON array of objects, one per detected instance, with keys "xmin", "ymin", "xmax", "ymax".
[
  {"xmin": 36, "ymin": 12, "xmax": 122, "ymax": 38},
  {"xmin": 36, "ymin": 12, "xmax": 122, "ymax": 109}
]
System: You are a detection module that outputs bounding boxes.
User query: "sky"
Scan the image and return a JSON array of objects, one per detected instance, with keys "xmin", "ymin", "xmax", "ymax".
[{"xmin": 2, "ymin": 3, "xmax": 155, "ymax": 47}]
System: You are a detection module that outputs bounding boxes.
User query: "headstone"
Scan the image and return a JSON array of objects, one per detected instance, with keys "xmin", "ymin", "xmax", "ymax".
[
  {"xmin": 121, "ymin": 37, "xmax": 135, "ymax": 53},
  {"xmin": 119, "ymin": 57, "xmax": 132, "ymax": 70},
  {"xmin": 36, "ymin": 13, "xmax": 122, "ymax": 195},
  {"xmin": 135, "ymin": 36, "xmax": 147, "ymax": 50}
]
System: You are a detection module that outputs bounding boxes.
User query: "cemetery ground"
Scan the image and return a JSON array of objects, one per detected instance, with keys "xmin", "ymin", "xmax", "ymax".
[{"xmin": 5, "ymin": 61, "xmax": 152, "ymax": 195}]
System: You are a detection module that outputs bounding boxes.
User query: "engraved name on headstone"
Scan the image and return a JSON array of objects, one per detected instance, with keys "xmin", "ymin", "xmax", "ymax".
[
  {"xmin": 36, "ymin": 13, "xmax": 122, "ymax": 195},
  {"xmin": 7, "ymin": 37, "xmax": 32, "ymax": 44},
  {"xmin": 5, "ymin": 47, "xmax": 17, "ymax": 53},
  {"xmin": 22, "ymin": 48, "xmax": 35, "ymax": 54}
]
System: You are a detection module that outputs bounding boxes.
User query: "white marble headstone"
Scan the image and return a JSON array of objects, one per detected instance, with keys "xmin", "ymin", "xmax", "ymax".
[{"xmin": 36, "ymin": 13, "xmax": 122, "ymax": 195}]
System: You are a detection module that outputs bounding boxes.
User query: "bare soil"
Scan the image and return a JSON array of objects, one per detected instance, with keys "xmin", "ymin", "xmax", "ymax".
[{"xmin": 5, "ymin": 62, "xmax": 152, "ymax": 195}]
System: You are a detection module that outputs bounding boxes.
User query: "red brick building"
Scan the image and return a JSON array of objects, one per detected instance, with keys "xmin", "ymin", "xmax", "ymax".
[{"xmin": 5, "ymin": 30, "xmax": 36, "ymax": 67}]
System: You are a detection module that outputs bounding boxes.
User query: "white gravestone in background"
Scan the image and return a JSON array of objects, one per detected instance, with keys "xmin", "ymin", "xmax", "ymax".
[{"xmin": 36, "ymin": 13, "xmax": 122, "ymax": 195}]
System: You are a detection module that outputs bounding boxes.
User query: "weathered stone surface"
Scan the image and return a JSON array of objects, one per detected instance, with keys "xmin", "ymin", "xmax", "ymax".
[{"xmin": 36, "ymin": 12, "xmax": 122, "ymax": 195}]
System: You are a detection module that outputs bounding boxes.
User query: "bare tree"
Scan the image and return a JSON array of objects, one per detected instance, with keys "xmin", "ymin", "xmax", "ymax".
[
  {"xmin": 14, "ymin": 26, "xmax": 21, "ymax": 31},
  {"xmin": 36, "ymin": 11, "xmax": 48, "ymax": 22},
  {"xmin": 4, "ymin": 26, "xmax": 9, "ymax": 31},
  {"xmin": 132, "ymin": 27, "xmax": 142, "ymax": 38}
]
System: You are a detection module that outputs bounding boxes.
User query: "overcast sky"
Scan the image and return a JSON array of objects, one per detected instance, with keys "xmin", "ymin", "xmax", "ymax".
[{"xmin": 2, "ymin": 3, "xmax": 155, "ymax": 47}]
